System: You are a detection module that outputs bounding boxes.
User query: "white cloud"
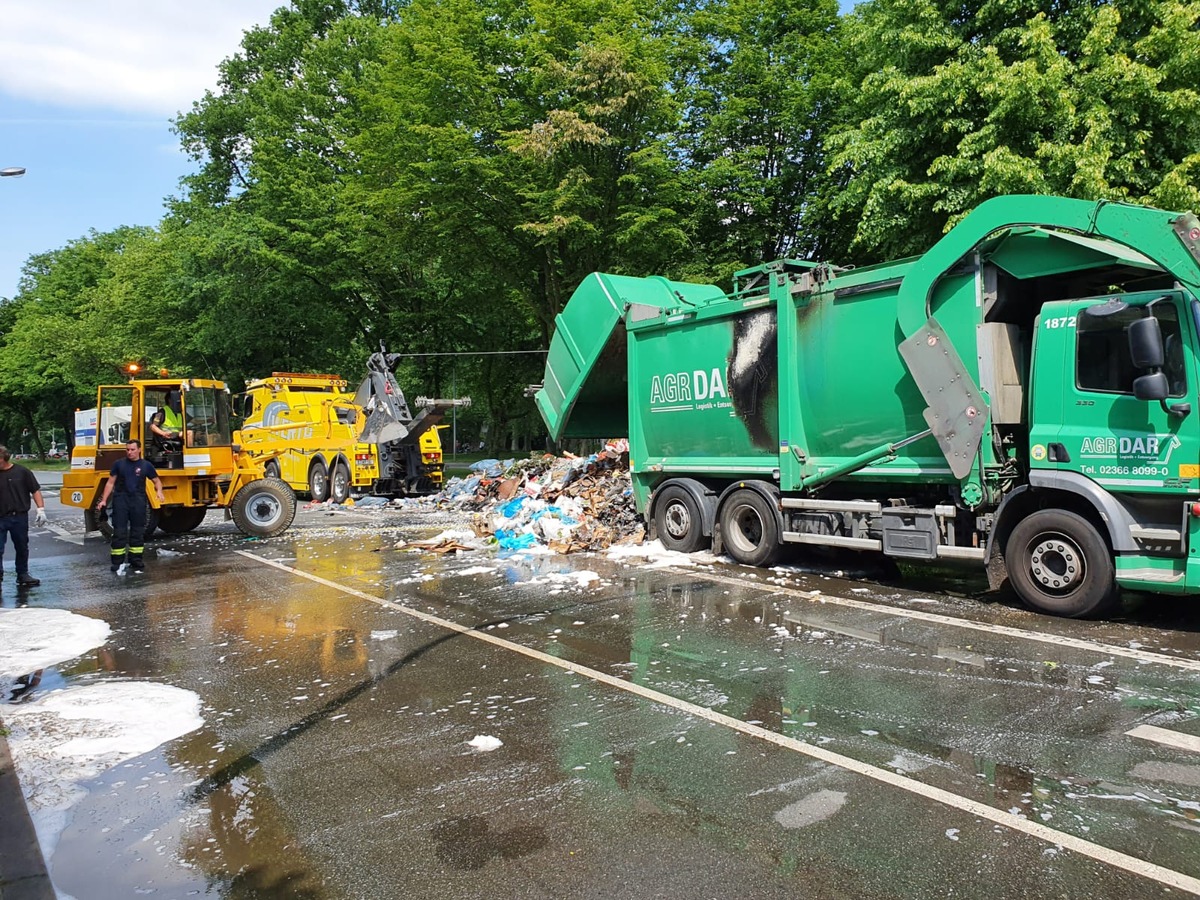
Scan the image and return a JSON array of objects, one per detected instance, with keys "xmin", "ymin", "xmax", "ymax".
[{"xmin": 0, "ymin": 1, "xmax": 285, "ymax": 116}]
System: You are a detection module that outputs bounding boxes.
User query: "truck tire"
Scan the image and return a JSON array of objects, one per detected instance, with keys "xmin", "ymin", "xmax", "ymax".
[
  {"xmin": 654, "ymin": 485, "xmax": 708, "ymax": 553},
  {"xmin": 230, "ymin": 478, "xmax": 297, "ymax": 538},
  {"xmin": 719, "ymin": 488, "xmax": 781, "ymax": 567},
  {"xmin": 1005, "ymin": 509, "xmax": 1119, "ymax": 618},
  {"xmin": 157, "ymin": 507, "xmax": 208, "ymax": 534},
  {"xmin": 330, "ymin": 462, "xmax": 351, "ymax": 504},
  {"xmin": 264, "ymin": 460, "xmax": 281, "ymax": 480},
  {"xmin": 308, "ymin": 461, "xmax": 330, "ymax": 502}
]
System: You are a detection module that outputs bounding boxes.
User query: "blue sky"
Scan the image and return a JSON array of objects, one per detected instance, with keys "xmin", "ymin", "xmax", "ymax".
[
  {"xmin": 0, "ymin": 1, "xmax": 282, "ymax": 301},
  {"xmin": 1, "ymin": 1, "xmax": 858, "ymax": 302}
]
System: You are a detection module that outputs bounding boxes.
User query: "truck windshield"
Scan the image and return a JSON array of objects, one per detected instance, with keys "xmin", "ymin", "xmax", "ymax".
[
  {"xmin": 1076, "ymin": 302, "xmax": 1187, "ymax": 397},
  {"xmin": 184, "ymin": 387, "xmax": 232, "ymax": 447}
]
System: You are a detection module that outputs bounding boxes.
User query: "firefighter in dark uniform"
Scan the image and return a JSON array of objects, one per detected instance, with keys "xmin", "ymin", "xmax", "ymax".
[{"xmin": 96, "ymin": 439, "xmax": 165, "ymax": 573}]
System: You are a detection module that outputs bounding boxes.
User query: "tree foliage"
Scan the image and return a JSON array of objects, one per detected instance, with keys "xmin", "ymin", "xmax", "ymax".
[
  {"xmin": 829, "ymin": 0, "xmax": 1200, "ymax": 259},
  {"xmin": 5, "ymin": 0, "xmax": 1200, "ymax": 447}
]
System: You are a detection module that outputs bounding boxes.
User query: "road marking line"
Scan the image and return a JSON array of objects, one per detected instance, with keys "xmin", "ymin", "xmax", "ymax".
[
  {"xmin": 238, "ymin": 550, "xmax": 1200, "ymax": 896},
  {"xmin": 1127, "ymin": 725, "xmax": 1200, "ymax": 754},
  {"xmin": 44, "ymin": 523, "xmax": 84, "ymax": 546},
  {"xmin": 666, "ymin": 568, "xmax": 1200, "ymax": 673}
]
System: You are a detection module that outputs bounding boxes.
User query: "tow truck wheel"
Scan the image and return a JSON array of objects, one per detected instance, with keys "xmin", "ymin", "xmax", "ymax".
[
  {"xmin": 231, "ymin": 478, "xmax": 297, "ymax": 538},
  {"xmin": 330, "ymin": 462, "xmax": 351, "ymax": 504},
  {"xmin": 654, "ymin": 485, "xmax": 708, "ymax": 553},
  {"xmin": 308, "ymin": 461, "xmax": 330, "ymax": 502},
  {"xmin": 719, "ymin": 488, "xmax": 781, "ymax": 567},
  {"xmin": 157, "ymin": 507, "xmax": 208, "ymax": 534},
  {"xmin": 264, "ymin": 460, "xmax": 280, "ymax": 480},
  {"xmin": 1005, "ymin": 509, "xmax": 1119, "ymax": 618}
]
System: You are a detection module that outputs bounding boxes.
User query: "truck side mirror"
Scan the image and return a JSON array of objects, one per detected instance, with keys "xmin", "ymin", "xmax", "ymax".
[
  {"xmin": 1128, "ymin": 316, "xmax": 1165, "ymax": 369},
  {"xmin": 1133, "ymin": 371, "xmax": 1169, "ymax": 401}
]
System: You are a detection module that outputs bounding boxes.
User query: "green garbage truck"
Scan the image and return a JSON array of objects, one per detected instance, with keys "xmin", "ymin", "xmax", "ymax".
[{"xmin": 534, "ymin": 195, "xmax": 1200, "ymax": 617}]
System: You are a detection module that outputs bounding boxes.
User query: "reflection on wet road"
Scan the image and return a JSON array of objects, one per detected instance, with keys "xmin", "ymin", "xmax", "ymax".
[{"xmin": 7, "ymin": 508, "xmax": 1200, "ymax": 898}]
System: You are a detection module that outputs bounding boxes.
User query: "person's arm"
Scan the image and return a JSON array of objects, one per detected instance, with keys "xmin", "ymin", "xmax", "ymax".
[
  {"xmin": 32, "ymin": 488, "xmax": 46, "ymax": 526},
  {"xmin": 151, "ymin": 476, "xmax": 165, "ymax": 503},
  {"xmin": 97, "ymin": 466, "xmax": 118, "ymax": 509},
  {"xmin": 150, "ymin": 414, "xmax": 177, "ymax": 439}
]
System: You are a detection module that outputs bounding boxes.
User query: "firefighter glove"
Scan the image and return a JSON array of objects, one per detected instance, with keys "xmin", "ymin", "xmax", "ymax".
[{"xmin": 34, "ymin": 509, "xmax": 47, "ymax": 527}]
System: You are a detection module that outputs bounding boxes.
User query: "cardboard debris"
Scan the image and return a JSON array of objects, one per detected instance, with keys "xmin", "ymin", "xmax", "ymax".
[{"xmin": 428, "ymin": 440, "xmax": 639, "ymax": 554}]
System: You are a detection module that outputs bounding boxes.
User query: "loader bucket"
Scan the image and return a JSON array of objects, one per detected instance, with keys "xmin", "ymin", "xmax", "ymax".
[{"xmin": 535, "ymin": 272, "xmax": 723, "ymax": 441}]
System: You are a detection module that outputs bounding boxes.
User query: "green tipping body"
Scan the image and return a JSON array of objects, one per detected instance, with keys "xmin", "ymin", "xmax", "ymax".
[{"xmin": 535, "ymin": 196, "xmax": 1200, "ymax": 523}]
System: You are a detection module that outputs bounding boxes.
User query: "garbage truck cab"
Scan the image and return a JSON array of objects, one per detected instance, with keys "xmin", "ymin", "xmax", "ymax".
[{"xmin": 534, "ymin": 196, "xmax": 1200, "ymax": 618}]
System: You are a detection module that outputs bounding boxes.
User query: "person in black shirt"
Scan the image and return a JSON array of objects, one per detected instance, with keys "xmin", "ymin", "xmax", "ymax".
[
  {"xmin": 0, "ymin": 445, "xmax": 47, "ymax": 586},
  {"xmin": 96, "ymin": 440, "xmax": 165, "ymax": 573}
]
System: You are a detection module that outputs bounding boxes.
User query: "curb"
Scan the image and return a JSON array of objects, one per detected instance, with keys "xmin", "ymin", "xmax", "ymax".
[{"xmin": 0, "ymin": 717, "xmax": 53, "ymax": 900}]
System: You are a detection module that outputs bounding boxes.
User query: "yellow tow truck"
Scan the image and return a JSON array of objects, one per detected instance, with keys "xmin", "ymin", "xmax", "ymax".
[{"xmin": 235, "ymin": 346, "xmax": 468, "ymax": 503}]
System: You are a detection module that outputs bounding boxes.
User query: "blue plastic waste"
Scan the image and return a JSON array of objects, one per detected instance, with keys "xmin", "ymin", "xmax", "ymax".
[
  {"xmin": 497, "ymin": 496, "xmax": 527, "ymax": 518},
  {"xmin": 530, "ymin": 505, "xmax": 577, "ymax": 525},
  {"xmin": 470, "ymin": 458, "xmax": 504, "ymax": 478},
  {"xmin": 495, "ymin": 529, "xmax": 537, "ymax": 550}
]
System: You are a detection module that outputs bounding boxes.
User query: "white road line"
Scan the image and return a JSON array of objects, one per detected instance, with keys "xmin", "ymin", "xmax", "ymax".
[
  {"xmin": 668, "ymin": 568, "xmax": 1200, "ymax": 673},
  {"xmin": 238, "ymin": 550, "xmax": 1200, "ymax": 896},
  {"xmin": 43, "ymin": 523, "xmax": 84, "ymax": 546},
  {"xmin": 1127, "ymin": 725, "xmax": 1200, "ymax": 754}
]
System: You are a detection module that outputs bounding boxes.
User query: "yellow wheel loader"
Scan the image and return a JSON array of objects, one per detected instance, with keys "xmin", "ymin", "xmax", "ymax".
[{"xmin": 63, "ymin": 375, "xmax": 298, "ymax": 540}]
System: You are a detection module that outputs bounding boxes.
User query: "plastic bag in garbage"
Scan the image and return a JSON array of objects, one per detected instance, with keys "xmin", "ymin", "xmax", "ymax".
[
  {"xmin": 495, "ymin": 528, "xmax": 538, "ymax": 550},
  {"xmin": 497, "ymin": 496, "xmax": 527, "ymax": 519},
  {"xmin": 470, "ymin": 458, "xmax": 504, "ymax": 478}
]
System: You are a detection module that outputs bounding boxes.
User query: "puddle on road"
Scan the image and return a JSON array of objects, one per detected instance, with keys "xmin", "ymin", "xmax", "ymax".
[{"xmin": 13, "ymin": 517, "xmax": 1200, "ymax": 897}]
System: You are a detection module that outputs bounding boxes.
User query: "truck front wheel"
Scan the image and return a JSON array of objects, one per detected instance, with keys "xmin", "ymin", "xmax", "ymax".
[
  {"xmin": 654, "ymin": 485, "xmax": 708, "ymax": 553},
  {"xmin": 719, "ymin": 489, "xmax": 781, "ymax": 568},
  {"xmin": 231, "ymin": 478, "xmax": 298, "ymax": 538},
  {"xmin": 1005, "ymin": 509, "xmax": 1119, "ymax": 618}
]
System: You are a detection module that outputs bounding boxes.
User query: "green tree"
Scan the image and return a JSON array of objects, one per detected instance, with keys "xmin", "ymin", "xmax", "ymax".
[
  {"xmin": 673, "ymin": 0, "xmax": 846, "ymax": 277},
  {"xmin": 830, "ymin": 0, "xmax": 1200, "ymax": 260}
]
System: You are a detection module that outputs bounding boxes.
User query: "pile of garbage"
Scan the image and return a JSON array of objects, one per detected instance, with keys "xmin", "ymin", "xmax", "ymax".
[{"xmin": 433, "ymin": 440, "xmax": 644, "ymax": 553}]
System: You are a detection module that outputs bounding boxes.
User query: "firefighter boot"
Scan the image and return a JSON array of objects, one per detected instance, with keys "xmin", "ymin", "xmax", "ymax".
[
  {"xmin": 110, "ymin": 550, "xmax": 126, "ymax": 573},
  {"xmin": 129, "ymin": 546, "xmax": 145, "ymax": 573}
]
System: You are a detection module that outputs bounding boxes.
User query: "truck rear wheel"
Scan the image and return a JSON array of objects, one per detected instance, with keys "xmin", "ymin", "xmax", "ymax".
[
  {"xmin": 231, "ymin": 478, "xmax": 297, "ymax": 538},
  {"xmin": 654, "ymin": 485, "xmax": 708, "ymax": 553},
  {"xmin": 1005, "ymin": 509, "xmax": 1119, "ymax": 618},
  {"xmin": 330, "ymin": 462, "xmax": 351, "ymax": 504},
  {"xmin": 308, "ymin": 461, "xmax": 329, "ymax": 502},
  {"xmin": 157, "ymin": 507, "xmax": 208, "ymax": 534},
  {"xmin": 264, "ymin": 460, "xmax": 281, "ymax": 480},
  {"xmin": 719, "ymin": 489, "xmax": 781, "ymax": 568}
]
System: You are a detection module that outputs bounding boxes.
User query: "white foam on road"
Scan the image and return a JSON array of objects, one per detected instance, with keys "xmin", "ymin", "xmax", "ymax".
[
  {"xmin": 0, "ymin": 608, "xmax": 110, "ymax": 677},
  {"xmin": 4, "ymin": 683, "xmax": 203, "ymax": 863},
  {"xmin": 607, "ymin": 539, "xmax": 698, "ymax": 569},
  {"xmin": 0, "ymin": 606, "xmax": 203, "ymax": 876}
]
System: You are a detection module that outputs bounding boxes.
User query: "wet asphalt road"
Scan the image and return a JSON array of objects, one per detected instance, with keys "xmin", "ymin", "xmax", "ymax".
[{"xmin": 6, "ymin": 488, "xmax": 1200, "ymax": 899}]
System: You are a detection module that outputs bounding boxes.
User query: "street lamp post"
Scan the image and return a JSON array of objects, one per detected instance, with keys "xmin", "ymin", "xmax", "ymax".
[{"xmin": 1, "ymin": 167, "xmax": 26, "ymax": 177}]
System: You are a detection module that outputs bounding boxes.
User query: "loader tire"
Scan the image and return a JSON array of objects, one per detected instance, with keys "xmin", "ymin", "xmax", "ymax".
[
  {"xmin": 157, "ymin": 507, "xmax": 208, "ymax": 534},
  {"xmin": 719, "ymin": 488, "xmax": 781, "ymax": 568},
  {"xmin": 85, "ymin": 505, "xmax": 111, "ymax": 539},
  {"xmin": 330, "ymin": 462, "xmax": 351, "ymax": 504},
  {"xmin": 308, "ymin": 461, "xmax": 330, "ymax": 502},
  {"xmin": 230, "ymin": 478, "xmax": 297, "ymax": 538}
]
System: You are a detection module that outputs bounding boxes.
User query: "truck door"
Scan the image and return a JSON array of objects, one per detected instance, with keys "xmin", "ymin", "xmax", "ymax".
[
  {"xmin": 1051, "ymin": 295, "xmax": 1198, "ymax": 495},
  {"xmin": 96, "ymin": 385, "xmax": 140, "ymax": 473}
]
